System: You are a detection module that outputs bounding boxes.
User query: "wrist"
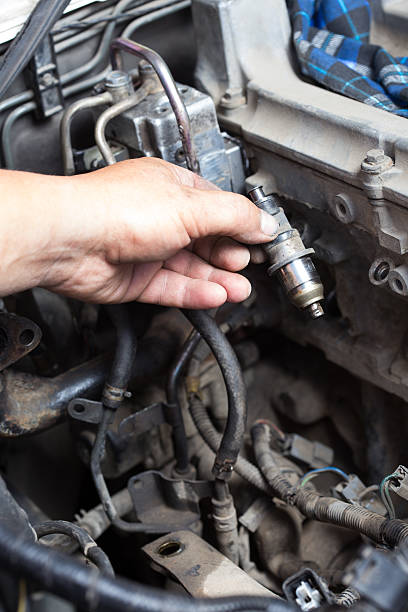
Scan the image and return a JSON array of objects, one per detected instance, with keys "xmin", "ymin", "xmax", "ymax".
[{"xmin": 0, "ymin": 170, "xmax": 94, "ymax": 296}]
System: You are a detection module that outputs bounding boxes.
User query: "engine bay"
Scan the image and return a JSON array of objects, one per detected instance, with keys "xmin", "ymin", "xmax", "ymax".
[{"xmin": 1, "ymin": 1, "xmax": 408, "ymax": 610}]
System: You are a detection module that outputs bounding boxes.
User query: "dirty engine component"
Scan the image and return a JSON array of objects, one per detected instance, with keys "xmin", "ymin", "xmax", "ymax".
[{"xmin": 1, "ymin": 1, "xmax": 408, "ymax": 611}]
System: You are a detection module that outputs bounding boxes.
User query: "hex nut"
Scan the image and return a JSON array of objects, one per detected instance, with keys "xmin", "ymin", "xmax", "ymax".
[
  {"xmin": 219, "ymin": 87, "xmax": 246, "ymax": 110},
  {"xmin": 366, "ymin": 149, "xmax": 385, "ymax": 164},
  {"xmin": 368, "ymin": 258, "xmax": 394, "ymax": 286},
  {"xmin": 332, "ymin": 193, "xmax": 355, "ymax": 224},
  {"xmin": 389, "ymin": 265, "xmax": 408, "ymax": 296}
]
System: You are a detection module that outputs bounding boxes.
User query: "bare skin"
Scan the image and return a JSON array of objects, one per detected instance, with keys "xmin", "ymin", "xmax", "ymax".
[{"xmin": 0, "ymin": 157, "xmax": 278, "ymax": 308}]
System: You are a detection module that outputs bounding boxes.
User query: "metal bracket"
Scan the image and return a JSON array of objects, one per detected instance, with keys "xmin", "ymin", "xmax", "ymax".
[
  {"xmin": 143, "ymin": 530, "xmax": 276, "ymax": 598},
  {"xmin": 27, "ymin": 34, "xmax": 63, "ymax": 119},
  {"xmin": 0, "ymin": 312, "xmax": 42, "ymax": 371},
  {"xmin": 67, "ymin": 398, "xmax": 103, "ymax": 424},
  {"xmin": 128, "ymin": 470, "xmax": 212, "ymax": 530}
]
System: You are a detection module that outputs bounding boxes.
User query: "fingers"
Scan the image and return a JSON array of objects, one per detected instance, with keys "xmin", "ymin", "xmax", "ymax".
[
  {"xmin": 249, "ymin": 246, "xmax": 267, "ymax": 264},
  {"xmin": 180, "ymin": 187, "xmax": 279, "ymax": 245},
  {"xmin": 192, "ymin": 237, "xmax": 250, "ymax": 271},
  {"xmin": 164, "ymin": 249, "xmax": 251, "ymax": 303},
  {"xmin": 137, "ymin": 269, "xmax": 228, "ymax": 308}
]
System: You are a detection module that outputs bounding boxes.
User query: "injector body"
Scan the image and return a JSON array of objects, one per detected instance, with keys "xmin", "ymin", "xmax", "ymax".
[{"xmin": 248, "ymin": 186, "xmax": 324, "ymax": 319}]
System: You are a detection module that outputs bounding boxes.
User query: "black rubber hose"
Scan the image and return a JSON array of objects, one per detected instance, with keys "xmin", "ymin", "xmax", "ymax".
[
  {"xmin": 90, "ymin": 408, "xmax": 176, "ymax": 534},
  {"xmin": 166, "ymin": 330, "xmax": 201, "ymax": 473},
  {"xmin": 0, "ymin": 523, "xmax": 294, "ymax": 612},
  {"xmin": 182, "ymin": 310, "xmax": 247, "ymax": 479},
  {"xmin": 33, "ymin": 520, "xmax": 114, "ymax": 577},
  {"xmin": 251, "ymin": 422, "xmax": 408, "ymax": 549},
  {"xmin": 0, "ymin": 0, "xmax": 71, "ymax": 100},
  {"xmin": 189, "ymin": 395, "xmax": 270, "ymax": 494},
  {"xmin": 103, "ymin": 305, "xmax": 137, "ymax": 409}
]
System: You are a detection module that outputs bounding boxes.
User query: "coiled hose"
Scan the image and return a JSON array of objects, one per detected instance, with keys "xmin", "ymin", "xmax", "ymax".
[{"xmin": 251, "ymin": 422, "xmax": 408, "ymax": 548}]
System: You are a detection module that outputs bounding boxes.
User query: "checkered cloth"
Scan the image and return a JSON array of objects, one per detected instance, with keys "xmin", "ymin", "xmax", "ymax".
[{"xmin": 287, "ymin": 0, "xmax": 408, "ymax": 116}]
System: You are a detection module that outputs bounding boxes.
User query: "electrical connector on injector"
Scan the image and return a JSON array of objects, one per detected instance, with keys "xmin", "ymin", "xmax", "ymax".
[
  {"xmin": 343, "ymin": 545, "xmax": 408, "ymax": 612},
  {"xmin": 388, "ymin": 465, "xmax": 408, "ymax": 501},
  {"xmin": 283, "ymin": 568, "xmax": 333, "ymax": 611},
  {"xmin": 334, "ymin": 474, "xmax": 387, "ymax": 516},
  {"xmin": 248, "ymin": 186, "xmax": 324, "ymax": 319},
  {"xmin": 283, "ymin": 433, "xmax": 334, "ymax": 469}
]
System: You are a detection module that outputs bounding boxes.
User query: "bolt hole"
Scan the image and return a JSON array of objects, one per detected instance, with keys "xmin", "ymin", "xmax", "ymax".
[
  {"xmin": 175, "ymin": 148, "xmax": 185, "ymax": 162},
  {"xmin": 373, "ymin": 261, "xmax": 390, "ymax": 282},
  {"xmin": 19, "ymin": 329, "xmax": 34, "ymax": 346},
  {"xmin": 336, "ymin": 202, "xmax": 347, "ymax": 218},
  {"xmin": 156, "ymin": 105, "xmax": 169, "ymax": 114},
  {"xmin": 73, "ymin": 403, "xmax": 85, "ymax": 414},
  {"xmin": 157, "ymin": 541, "xmax": 184, "ymax": 557},
  {"xmin": 394, "ymin": 278, "xmax": 404, "ymax": 292},
  {"xmin": 179, "ymin": 87, "xmax": 188, "ymax": 94}
]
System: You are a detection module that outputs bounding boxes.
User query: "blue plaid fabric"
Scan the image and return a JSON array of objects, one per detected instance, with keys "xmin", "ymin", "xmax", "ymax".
[{"xmin": 287, "ymin": 0, "xmax": 408, "ymax": 116}]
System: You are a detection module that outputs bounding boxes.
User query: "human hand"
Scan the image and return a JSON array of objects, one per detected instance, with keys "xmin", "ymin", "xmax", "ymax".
[{"xmin": 0, "ymin": 158, "xmax": 278, "ymax": 308}]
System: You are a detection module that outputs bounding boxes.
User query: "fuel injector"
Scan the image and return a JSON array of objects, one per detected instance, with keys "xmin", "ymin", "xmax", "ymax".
[{"xmin": 248, "ymin": 186, "xmax": 324, "ymax": 319}]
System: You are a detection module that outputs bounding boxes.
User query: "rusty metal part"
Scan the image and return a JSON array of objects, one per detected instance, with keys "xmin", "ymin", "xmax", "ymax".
[
  {"xmin": 143, "ymin": 530, "xmax": 280, "ymax": 598},
  {"xmin": 0, "ymin": 309, "xmax": 191, "ymax": 438},
  {"xmin": 0, "ymin": 312, "xmax": 42, "ymax": 371},
  {"xmin": 0, "ymin": 356, "xmax": 107, "ymax": 437}
]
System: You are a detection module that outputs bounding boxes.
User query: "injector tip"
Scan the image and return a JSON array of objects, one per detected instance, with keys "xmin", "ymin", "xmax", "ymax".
[{"xmin": 307, "ymin": 302, "xmax": 324, "ymax": 319}]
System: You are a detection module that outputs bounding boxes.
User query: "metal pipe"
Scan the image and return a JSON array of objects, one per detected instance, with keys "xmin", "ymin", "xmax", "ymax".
[
  {"xmin": 0, "ymin": 0, "xmax": 188, "ymax": 118},
  {"xmin": 94, "ymin": 84, "xmax": 151, "ymax": 165},
  {"xmin": 110, "ymin": 37, "xmax": 200, "ymax": 173},
  {"xmin": 122, "ymin": 0, "xmax": 190, "ymax": 37},
  {"xmin": 1, "ymin": 101, "xmax": 36, "ymax": 168},
  {"xmin": 1, "ymin": 2, "xmax": 190, "ymax": 169},
  {"xmin": 61, "ymin": 92, "xmax": 113, "ymax": 175}
]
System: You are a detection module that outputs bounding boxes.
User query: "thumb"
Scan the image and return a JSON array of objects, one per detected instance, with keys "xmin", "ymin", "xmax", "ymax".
[{"xmin": 180, "ymin": 187, "xmax": 279, "ymax": 245}]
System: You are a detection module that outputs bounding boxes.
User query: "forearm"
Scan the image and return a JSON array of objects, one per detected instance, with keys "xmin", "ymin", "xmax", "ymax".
[{"xmin": 0, "ymin": 169, "xmax": 101, "ymax": 297}]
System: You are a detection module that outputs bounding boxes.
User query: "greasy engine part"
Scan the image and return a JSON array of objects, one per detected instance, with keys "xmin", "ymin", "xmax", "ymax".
[
  {"xmin": 3, "ymin": 1, "xmax": 408, "ymax": 611},
  {"xmin": 248, "ymin": 187, "xmax": 324, "ymax": 319},
  {"xmin": 0, "ymin": 311, "xmax": 42, "ymax": 370}
]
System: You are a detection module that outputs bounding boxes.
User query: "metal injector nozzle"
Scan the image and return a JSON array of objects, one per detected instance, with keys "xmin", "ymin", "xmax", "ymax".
[{"xmin": 248, "ymin": 186, "xmax": 324, "ymax": 319}]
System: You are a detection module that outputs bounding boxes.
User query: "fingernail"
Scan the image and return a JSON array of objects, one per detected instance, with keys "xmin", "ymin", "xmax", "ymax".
[{"xmin": 260, "ymin": 210, "xmax": 279, "ymax": 236}]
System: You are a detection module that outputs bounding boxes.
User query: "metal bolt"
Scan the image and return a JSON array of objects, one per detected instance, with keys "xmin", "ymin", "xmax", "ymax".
[
  {"xmin": 365, "ymin": 149, "xmax": 386, "ymax": 164},
  {"xmin": 104, "ymin": 70, "xmax": 131, "ymax": 89},
  {"xmin": 40, "ymin": 72, "xmax": 54, "ymax": 88},
  {"xmin": 139, "ymin": 60, "xmax": 154, "ymax": 75}
]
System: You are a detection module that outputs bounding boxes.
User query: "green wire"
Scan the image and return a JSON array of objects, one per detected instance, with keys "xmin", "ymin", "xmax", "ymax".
[{"xmin": 380, "ymin": 473, "xmax": 399, "ymax": 519}]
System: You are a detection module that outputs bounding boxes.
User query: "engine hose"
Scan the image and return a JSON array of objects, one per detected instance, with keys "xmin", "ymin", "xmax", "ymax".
[
  {"xmin": 33, "ymin": 520, "xmax": 114, "ymax": 577},
  {"xmin": 103, "ymin": 305, "xmax": 138, "ymax": 409},
  {"xmin": 182, "ymin": 310, "xmax": 247, "ymax": 479},
  {"xmin": 189, "ymin": 395, "xmax": 270, "ymax": 494},
  {"xmin": 90, "ymin": 405, "xmax": 172, "ymax": 534},
  {"xmin": 251, "ymin": 422, "xmax": 408, "ymax": 548},
  {"xmin": 0, "ymin": 0, "xmax": 71, "ymax": 100},
  {"xmin": 166, "ymin": 330, "xmax": 201, "ymax": 474},
  {"xmin": 0, "ymin": 522, "xmax": 295, "ymax": 612}
]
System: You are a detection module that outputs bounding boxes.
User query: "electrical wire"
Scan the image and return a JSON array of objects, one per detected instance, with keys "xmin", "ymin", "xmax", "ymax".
[
  {"xmin": 380, "ymin": 472, "xmax": 400, "ymax": 519},
  {"xmin": 299, "ymin": 467, "xmax": 350, "ymax": 488}
]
